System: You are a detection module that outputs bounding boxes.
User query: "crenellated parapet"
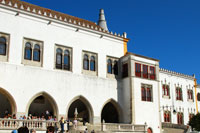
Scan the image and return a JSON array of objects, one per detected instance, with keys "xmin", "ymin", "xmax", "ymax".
[
  {"xmin": 160, "ymin": 68, "xmax": 194, "ymax": 79},
  {"xmin": 0, "ymin": 0, "xmax": 128, "ymax": 40}
]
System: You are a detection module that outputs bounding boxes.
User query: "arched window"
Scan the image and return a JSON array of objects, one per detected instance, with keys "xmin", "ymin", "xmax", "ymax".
[
  {"xmin": 24, "ymin": 42, "xmax": 32, "ymax": 60},
  {"xmin": 33, "ymin": 44, "xmax": 40, "ymax": 61},
  {"xmin": 56, "ymin": 48, "xmax": 63, "ymax": 69},
  {"xmin": 107, "ymin": 59, "xmax": 112, "ymax": 74},
  {"xmin": 0, "ymin": 37, "xmax": 6, "ymax": 55},
  {"xmin": 90, "ymin": 56, "xmax": 95, "ymax": 71},
  {"xmin": 64, "ymin": 50, "xmax": 70, "ymax": 70},
  {"xmin": 114, "ymin": 60, "xmax": 118, "ymax": 75},
  {"xmin": 83, "ymin": 54, "xmax": 89, "ymax": 70}
]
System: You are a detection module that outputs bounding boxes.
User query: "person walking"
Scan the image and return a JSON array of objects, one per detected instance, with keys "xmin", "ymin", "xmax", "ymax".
[{"xmin": 59, "ymin": 117, "xmax": 65, "ymax": 133}]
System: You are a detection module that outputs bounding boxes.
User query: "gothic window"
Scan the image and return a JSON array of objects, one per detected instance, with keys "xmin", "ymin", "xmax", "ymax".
[
  {"xmin": 113, "ymin": 60, "xmax": 118, "ymax": 75},
  {"xmin": 33, "ymin": 44, "xmax": 40, "ymax": 61},
  {"xmin": 107, "ymin": 59, "xmax": 112, "ymax": 74},
  {"xmin": 90, "ymin": 56, "xmax": 95, "ymax": 71},
  {"xmin": 164, "ymin": 111, "xmax": 171, "ymax": 122},
  {"xmin": 64, "ymin": 50, "xmax": 70, "ymax": 70},
  {"xmin": 141, "ymin": 84, "xmax": 153, "ymax": 102},
  {"xmin": 55, "ymin": 45, "xmax": 72, "ymax": 71},
  {"xmin": 22, "ymin": 38, "xmax": 43, "ymax": 66},
  {"xmin": 177, "ymin": 112, "xmax": 183, "ymax": 125},
  {"xmin": 176, "ymin": 87, "xmax": 182, "ymax": 101},
  {"xmin": 83, "ymin": 54, "xmax": 89, "ymax": 70},
  {"xmin": 0, "ymin": 37, "xmax": 6, "ymax": 55},
  {"xmin": 24, "ymin": 42, "xmax": 32, "ymax": 60},
  {"xmin": 56, "ymin": 48, "xmax": 63, "ymax": 69},
  {"xmin": 162, "ymin": 84, "xmax": 170, "ymax": 97},
  {"xmin": 187, "ymin": 90, "xmax": 193, "ymax": 101},
  {"xmin": 82, "ymin": 51, "xmax": 97, "ymax": 75}
]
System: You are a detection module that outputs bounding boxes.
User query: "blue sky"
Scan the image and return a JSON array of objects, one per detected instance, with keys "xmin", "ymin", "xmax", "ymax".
[{"xmin": 22, "ymin": 0, "xmax": 200, "ymax": 82}]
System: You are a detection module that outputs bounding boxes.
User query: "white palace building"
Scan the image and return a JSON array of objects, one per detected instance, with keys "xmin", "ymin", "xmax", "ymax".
[{"xmin": 0, "ymin": 0, "xmax": 199, "ymax": 133}]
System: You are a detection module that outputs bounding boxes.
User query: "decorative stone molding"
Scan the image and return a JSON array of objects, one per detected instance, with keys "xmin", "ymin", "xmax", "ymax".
[{"xmin": 160, "ymin": 68, "xmax": 194, "ymax": 79}]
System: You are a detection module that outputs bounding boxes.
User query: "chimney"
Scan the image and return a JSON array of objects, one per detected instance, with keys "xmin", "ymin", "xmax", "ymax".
[{"xmin": 98, "ymin": 9, "xmax": 108, "ymax": 31}]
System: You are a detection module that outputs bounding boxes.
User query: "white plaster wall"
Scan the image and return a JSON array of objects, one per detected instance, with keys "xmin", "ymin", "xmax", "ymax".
[
  {"xmin": 159, "ymin": 72, "xmax": 197, "ymax": 125},
  {"xmin": 0, "ymin": 8, "xmax": 124, "ymax": 78},
  {"xmin": 122, "ymin": 54, "xmax": 161, "ymax": 133},
  {"xmin": 133, "ymin": 78, "xmax": 160, "ymax": 133},
  {"xmin": 0, "ymin": 7, "xmax": 125, "ymax": 123},
  {"xmin": 120, "ymin": 78, "xmax": 131, "ymax": 123},
  {"xmin": 196, "ymin": 86, "xmax": 200, "ymax": 113}
]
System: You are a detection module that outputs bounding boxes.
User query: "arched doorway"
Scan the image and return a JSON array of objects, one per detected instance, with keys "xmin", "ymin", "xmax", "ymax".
[
  {"xmin": 101, "ymin": 99, "xmax": 121, "ymax": 123},
  {"xmin": 0, "ymin": 88, "xmax": 16, "ymax": 118},
  {"xmin": 67, "ymin": 96, "xmax": 94, "ymax": 123},
  {"xmin": 27, "ymin": 92, "xmax": 58, "ymax": 119}
]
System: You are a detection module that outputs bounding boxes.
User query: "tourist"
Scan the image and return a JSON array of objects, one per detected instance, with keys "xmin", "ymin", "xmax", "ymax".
[
  {"xmin": 59, "ymin": 117, "xmax": 65, "ymax": 133},
  {"xmin": 66, "ymin": 118, "xmax": 70, "ymax": 131},
  {"xmin": 5, "ymin": 109, "xmax": 9, "ymax": 116},
  {"xmin": 91, "ymin": 130, "xmax": 95, "ymax": 133},
  {"xmin": 84, "ymin": 128, "xmax": 88, "ymax": 133},
  {"xmin": 45, "ymin": 110, "xmax": 50, "ymax": 120},
  {"xmin": 30, "ymin": 129, "xmax": 36, "ymax": 133},
  {"xmin": 73, "ymin": 118, "xmax": 78, "ymax": 129}
]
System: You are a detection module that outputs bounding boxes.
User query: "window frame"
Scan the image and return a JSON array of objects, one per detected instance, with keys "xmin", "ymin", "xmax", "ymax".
[
  {"xmin": 187, "ymin": 89, "xmax": 194, "ymax": 101},
  {"xmin": 106, "ymin": 56, "xmax": 119, "ymax": 78},
  {"xmin": 164, "ymin": 111, "xmax": 171, "ymax": 123},
  {"xmin": 135, "ymin": 63, "xmax": 141, "ymax": 77},
  {"xmin": 176, "ymin": 87, "xmax": 183, "ymax": 101},
  {"xmin": 0, "ymin": 32, "xmax": 10, "ymax": 62},
  {"xmin": 22, "ymin": 38, "xmax": 43, "ymax": 67},
  {"xmin": 141, "ymin": 84, "xmax": 153, "ymax": 102},
  {"xmin": 162, "ymin": 84, "xmax": 170, "ymax": 97},
  {"xmin": 82, "ymin": 51, "xmax": 97, "ymax": 76},
  {"xmin": 54, "ymin": 44, "xmax": 72, "ymax": 71},
  {"xmin": 177, "ymin": 112, "xmax": 184, "ymax": 125}
]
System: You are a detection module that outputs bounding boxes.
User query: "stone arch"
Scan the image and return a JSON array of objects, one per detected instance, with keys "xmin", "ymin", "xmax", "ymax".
[
  {"xmin": 0, "ymin": 87, "xmax": 17, "ymax": 118},
  {"xmin": 66, "ymin": 95, "xmax": 94, "ymax": 124},
  {"xmin": 101, "ymin": 98, "xmax": 122, "ymax": 123},
  {"xmin": 25, "ymin": 91, "xmax": 59, "ymax": 118}
]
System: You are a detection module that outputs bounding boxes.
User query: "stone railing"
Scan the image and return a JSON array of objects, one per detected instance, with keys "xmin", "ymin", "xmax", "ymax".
[
  {"xmin": 162, "ymin": 122, "xmax": 188, "ymax": 131},
  {"xmin": 0, "ymin": 118, "xmax": 59, "ymax": 131},
  {"xmin": 88, "ymin": 123, "xmax": 147, "ymax": 132}
]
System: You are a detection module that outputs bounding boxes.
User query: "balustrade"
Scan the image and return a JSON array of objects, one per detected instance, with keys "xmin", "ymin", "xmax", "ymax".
[{"xmin": 0, "ymin": 118, "xmax": 59, "ymax": 131}]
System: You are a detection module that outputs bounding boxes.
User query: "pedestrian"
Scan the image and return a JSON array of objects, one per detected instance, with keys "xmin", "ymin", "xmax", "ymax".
[
  {"xmin": 84, "ymin": 128, "xmax": 88, "ymax": 133},
  {"xmin": 73, "ymin": 118, "xmax": 78, "ymax": 129},
  {"xmin": 59, "ymin": 117, "xmax": 65, "ymax": 133},
  {"xmin": 66, "ymin": 118, "xmax": 70, "ymax": 131},
  {"xmin": 45, "ymin": 110, "xmax": 49, "ymax": 120}
]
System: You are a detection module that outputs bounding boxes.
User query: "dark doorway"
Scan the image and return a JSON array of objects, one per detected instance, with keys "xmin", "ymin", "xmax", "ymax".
[
  {"xmin": 68, "ymin": 99, "xmax": 90, "ymax": 123},
  {"xmin": 101, "ymin": 102, "xmax": 119, "ymax": 123}
]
